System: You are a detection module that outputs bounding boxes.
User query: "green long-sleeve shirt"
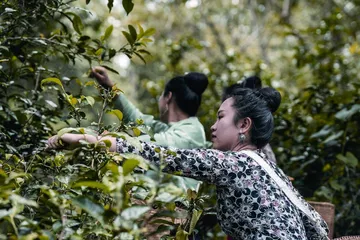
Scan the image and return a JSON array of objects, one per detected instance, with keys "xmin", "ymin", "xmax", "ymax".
[
  {"xmin": 114, "ymin": 94, "xmax": 207, "ymax": 149},
  {"xmin": 113, "ymin": 93, "xmax": 208, "ymax": 190}
]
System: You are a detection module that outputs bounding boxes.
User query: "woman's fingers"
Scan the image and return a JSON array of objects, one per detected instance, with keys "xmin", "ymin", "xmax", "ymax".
[
  {"xmin": 91, "ymin": 67, "xmax": 114, "ymax": 89},
  {"xmin": 47, "ymin": 135, "xmax": 62, "ymax": 149}
]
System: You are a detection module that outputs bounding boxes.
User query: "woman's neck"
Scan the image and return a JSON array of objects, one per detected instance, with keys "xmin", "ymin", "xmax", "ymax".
[
  {"xmin": 167, "ymin": 110, "xmax": 190, "ymax": 123},
  {"xmin": 167, "ymin": 103, "xmax": 190, "ymax": 123},
  {"xmin": 232, "ymin": 142, "xmax": 258, "ymax": 152}
]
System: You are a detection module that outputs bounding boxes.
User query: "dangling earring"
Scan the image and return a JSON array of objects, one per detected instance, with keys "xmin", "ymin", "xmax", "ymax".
[{"xmin": 239, "ymin": 133, "xmax": 246, "ymax": 143}]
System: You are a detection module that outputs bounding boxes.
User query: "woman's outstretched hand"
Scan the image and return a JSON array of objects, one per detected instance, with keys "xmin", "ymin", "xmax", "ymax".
[
  {"xmin": 47, "ymin": 135, "xmax": 65, "ymax": 149},
  {"xmin": 47, "ymin": 133, "xmax": 117, "ymax": 152},
  {"xmin": 46, "ymin": 133, "xmax": 83, "ymax": 150},
  {"xmin": 90, "ymin": 66, "xmax": 114, "ymax": 89}
]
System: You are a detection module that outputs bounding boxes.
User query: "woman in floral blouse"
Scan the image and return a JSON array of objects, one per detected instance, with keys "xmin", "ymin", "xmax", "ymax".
[
  {"xmin": 48, "ymin": 87, "xmax": 329, "ymax": 239},
  {"xmin": 222, "ymin": 76, "xmax": 277, "ymax": 164}
]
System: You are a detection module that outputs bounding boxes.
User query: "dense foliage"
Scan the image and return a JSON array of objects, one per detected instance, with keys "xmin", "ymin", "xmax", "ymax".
[
  {"xmin": 1, "ymin": 0, "xmax": 359, "ymax": 239},
  {"xmin": 0, "ymin": 0, "xmax": 210, "ymax": 239}
]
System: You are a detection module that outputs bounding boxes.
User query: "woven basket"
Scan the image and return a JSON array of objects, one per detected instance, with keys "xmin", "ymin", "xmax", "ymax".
[
  {"xmin": 308, "ymin": 201, "xmax": 335, "ymax": 239},
  {"xmin": 333, "ymin": 236, "xmax": 360, "ymax": 240}
]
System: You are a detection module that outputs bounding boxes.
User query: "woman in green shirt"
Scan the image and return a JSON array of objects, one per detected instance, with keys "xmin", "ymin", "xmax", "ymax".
[
  {"xmin": 91, "ymin": 67, "xmax": 209, "ymax": 190},
  {"xmin": 91, "ymin": 67, "xmax": 208, "ymax": 149}
]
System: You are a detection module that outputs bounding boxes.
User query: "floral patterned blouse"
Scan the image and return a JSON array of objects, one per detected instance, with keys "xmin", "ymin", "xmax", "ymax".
[{"xmin": 116, "ymin": 138, "xmax": 329, "ymax": 240}]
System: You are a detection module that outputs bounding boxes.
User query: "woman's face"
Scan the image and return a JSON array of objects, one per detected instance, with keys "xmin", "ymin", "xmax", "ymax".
[{"xmin": 211, "ymin": 97, "xmax": 241, "ymax": 151}]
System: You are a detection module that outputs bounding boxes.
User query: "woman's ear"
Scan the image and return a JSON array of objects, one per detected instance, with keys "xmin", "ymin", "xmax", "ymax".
[
  {"xmin": 237, "ymin": 117, "xmax": 252, "ymax": 134},
  {"xmin": 165, "ymin": 91, "xmax": 172, "ymax": 103}
]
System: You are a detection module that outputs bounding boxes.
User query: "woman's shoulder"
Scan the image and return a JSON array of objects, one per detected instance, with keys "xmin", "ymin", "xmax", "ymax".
[
  {"xmin": 169, "ymin": 117, "xmax": 205, "ymax": 132},
  {"xmin": 166, "ymin": 117, "xmax": 207, "ymax": 148}
]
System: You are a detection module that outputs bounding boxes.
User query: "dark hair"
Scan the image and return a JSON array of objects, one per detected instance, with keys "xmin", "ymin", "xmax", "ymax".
[
  {"xmin": 239, "ymin": 76, "xmax": 262, "ymax": 89},
  {"xmin": 223, "ymin": 87, "xmax": 281, "ymax": 148},
  {"xmin": 222, "ymin": 76, "xmax": 262, "ymax": 102},
  {"xmin": 164, "ymin": 72, "xmax": 208, "ymax": 116}
]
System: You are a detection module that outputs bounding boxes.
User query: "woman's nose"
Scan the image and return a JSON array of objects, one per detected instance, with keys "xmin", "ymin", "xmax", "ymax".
[{"xmin": 210, "ymin": 123, "xmax": 216, "ymax": 132}]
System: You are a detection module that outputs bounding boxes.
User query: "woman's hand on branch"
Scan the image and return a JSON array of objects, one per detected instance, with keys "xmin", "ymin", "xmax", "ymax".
[
  {"xmin": 91, "ymin": 66, "xmax": 115, "ymax": 89},
  {"xmin": 47, "ymin": 133, "xmax": 88, "ymax": 150},
  {"xmin": 47, "ymin": 133, "xmax": 117, "ymax": 152},
  {"xmin": 47, "ymin": 135, "xmax": 66, "ymax": 149}
]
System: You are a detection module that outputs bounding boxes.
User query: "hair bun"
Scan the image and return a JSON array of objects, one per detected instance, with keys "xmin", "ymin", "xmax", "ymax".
[
  {"xmin": 184, "ymin": 72, "xmax": 209, "ymax": 96},
  {"xmin": 240, "ymin": 76, "xmax": 262, "ymax": 89},
  {"xmin": 258, "ymin": 87, "xmax": 281, "ymax": 113}
]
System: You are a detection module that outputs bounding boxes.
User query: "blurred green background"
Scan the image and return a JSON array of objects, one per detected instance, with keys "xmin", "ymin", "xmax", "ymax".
[{"xmin": 1, "ymin": 0, "xmax": 359, "ymax": 237}]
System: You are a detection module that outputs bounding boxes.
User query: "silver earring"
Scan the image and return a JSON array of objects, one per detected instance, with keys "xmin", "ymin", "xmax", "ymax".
[{"xmin": 239, "ymin": 133, "xmax": 246, "ymax": 143}]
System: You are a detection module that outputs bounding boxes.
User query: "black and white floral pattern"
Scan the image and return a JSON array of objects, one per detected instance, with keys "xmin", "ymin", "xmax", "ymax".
[{"xmin": 116, "ymin": 138, "xmax": 329, "ymax": 240}]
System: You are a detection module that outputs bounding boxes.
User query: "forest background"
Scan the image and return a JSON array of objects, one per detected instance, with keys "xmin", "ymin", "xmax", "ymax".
[{"xmin": 1, "ymin": 0, "xmax": 359, "ymax": 239}]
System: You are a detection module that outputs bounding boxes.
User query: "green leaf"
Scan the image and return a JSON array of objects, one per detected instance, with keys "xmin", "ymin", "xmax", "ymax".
[
  {"xmin": 132, "ymin": 127, "xmax": 141, "ymax": 137},
  {"xmin": 72, "ymin": 15, "xmax": 84, "ymax": 34},
  {"xmin": 72, "ymin": 196, "xmax": 104, "ymax": 224},
  {"xmin": 143, "ymin": 28, "xmax": 156, "ymax": 37},
  {"xmin": 122, "ymin": 31, "xmax": 134, "ymax": 45},
  {"xmin": 67, "ymin": 95, "xmax": 78, "ymax": 106},
  {"xmin": 100, "ymin": 139, "xmax": 112, "ymax": 148},
  {"xmin": 138, "ymin": 49, "xmax": 151, "ymax": 55},
  {"xmin": 0, "ymin": 209, "xmax": 11, "ymax": 219},
  {"xmin": 79, "ymin": 35, "xmax": 91, "ymax": 42},
  {"xmin": 109, "ymin": 48, "xmax": 116, "ymax": 59},
  {"xmin": 7, "ymin": 172, "xmax": 27, "ymax": 183},
  {"xmin": 187, "ymin": 189, "xmax": 198, "ymax": 200},
  {"xmin": 135, "ymin": 52, "xmax": 146, "ymax": 64},
  {"xmin": 85, "ymin": 81, "xmax": 95, "ymax": 87},
  {"xmin": 176, "ymin": 228, "xmax": 189, "ymax": 240},
  {"xmin": 335, "ymin": 104, "xmax": 360, "ymax": 121},
  {"xmin": 10, "ymin": 194, "xmax": 38, "ymax": 208},
  {"xmin": 72, "ymin": 181, "xmax": 109, "ymax": 193},
  {"xmin": 45, "ymin": 100, "xmax": 58, "ymax": 108},
  {"xmin": 120, "ymin": 206, "xmax": 150, "ymax": 220},
  {"xmin": 102, "ymin": 25, "xmax": 113, "ymax": 42},
  {"xmin": 337, "ymin": 152, "xmax": 358, "ymax": 168},
  {"xmin": 149, "ymin": 219, "xmax": 175, "ymax": 225},
  {"xmin": 122, "ymin": 0, "xmax": 134, "ymax": 15},
  {"xmin": 121, "ymin": 153, "xmax": 149, "ymax": 170},
  {"xmin": 329, "ymin": 179, "xmax": 345, "ymax": 191},
  {"xmin": 85, "ymin": 96, "xmax": 95, "ymax": 106},
  {"xmin": 323, "ymin": 131, "xmax": 343, "ymax": 144},
  {"xmin": 107, "ymin": 109, "xmax": 123, "ymax": 121},
  {"xmin": 128, "ymin": 25, "xmax": 137, "ymax": 42},
  {"xmin": 189, "ymin": 209, "xmax": 203, "ymax": 234},
  {"xmin": 140, "ymin": 38, "xmax": 153, "ymax": 43},
  {"xmin": 137, "ymin": 24, "xmax": 144, "ymax": 39},
  {"xmin": 107, "ymin": 0, "xmax": 114, "ymax": 12},
  {"xmin": 5, "ymin": 8, "xmax": 16, "ymax": 13},
  {"xmin": 57, "ymin": 127, "xmax": 97, "ymax": 137},
  {"xmin": 100, "ymin": 65, "xmax": 119, "ymax": 74},
  {"xmin": 41, "ymin": 78, "xmax": 64, "ymax": 91},
  {"xmin": 314, "ymin": 186, "xmax": 332, "ymax": 201},
  {"xmin": 56, "ymin": 127, "xmax": 76, "ymax": 137},
  {"xmin": 122, "ymin": 158, "xmax": 139, "ymax": 175},
  {"xmin": 106, "ymin": 162, "xmax": 120, "ymax": 176},
  {"xmin": 95, "ymin": 48, "xmax": 103, "ymax": 56},
  {"xmin": 310, "ymin": 125, "xmax": 331, "ymax": 139},
  {"xmin": 0, "ymin": 46, "xmax": 9, "ymax": 53}
]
